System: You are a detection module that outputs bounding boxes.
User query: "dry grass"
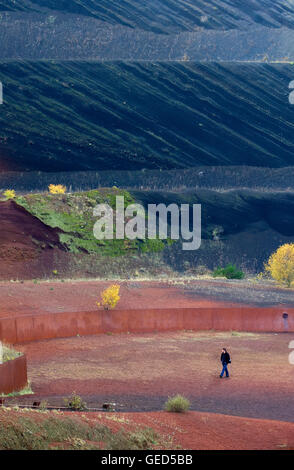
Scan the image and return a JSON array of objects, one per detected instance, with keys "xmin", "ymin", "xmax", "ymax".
[{"xmin": 0, "ymin": 408, "xmax": 160, "ymax": 450}]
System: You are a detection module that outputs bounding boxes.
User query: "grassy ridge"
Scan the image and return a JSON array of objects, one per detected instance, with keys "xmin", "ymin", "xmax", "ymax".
[
  {"xmin": 0, "ymin": 0, "xmax": 293, "ymax": 33},
  {"xmin": 15, "ymin": 188, "xmax": 169, "ymax": 256},
  {"xmin": 1, "ymin": 62, "xmax": 294, "ymax": 172}
]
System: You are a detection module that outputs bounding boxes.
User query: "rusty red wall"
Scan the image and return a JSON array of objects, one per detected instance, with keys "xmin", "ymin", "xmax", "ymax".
[
  {"xmin": 0, "ymin": 355, "xmax": 27, "ymax": 395},
  {"xmin": 0, "ymin": 308, "xmax": 293, "ymax": 345}
]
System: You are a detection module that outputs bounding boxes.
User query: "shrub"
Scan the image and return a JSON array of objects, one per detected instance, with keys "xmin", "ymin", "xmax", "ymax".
[
  {"xmin": 2, "ymin": 344, "xmax": 21, "ymax": 363},
  {"xmin": 213, "ymin": 264, "xmax": 244, "ymax": 280},
  {"xmin": 48, "ymin": 184, "xmax": 66, "ymax": 194},
  {"xmin": 265, "ymin": 244, "xmax": 294, "ymax": 287},
  {"xmin": 63, "ymin": 393, "xmax": 87, "ymax": 411},
  {"xmin": 39, "ymin": 400, "xmax": 48, "ymax": 411},
  {"xmin": 1, "ymin": 381, "xmax": 33, "ymax": 398},
  {"xmin": 164, "ymin": 395, "xmax": 190, "ymax": 413},
  {"xmin": 96, "ymin": 284, "xmax": 120, "ymax": 310},
  {"xmin": 3, "ymin": 189, "xmax": 16, "ymax": 200},
  {"xmin": 109, "ymin": 428, "xmax": 158, "ymax": 450}
]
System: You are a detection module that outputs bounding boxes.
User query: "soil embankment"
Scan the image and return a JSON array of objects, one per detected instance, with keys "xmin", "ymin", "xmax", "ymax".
[{"xmin": 0, "ymin": 200, "xmax": 64, "ymax": 279}]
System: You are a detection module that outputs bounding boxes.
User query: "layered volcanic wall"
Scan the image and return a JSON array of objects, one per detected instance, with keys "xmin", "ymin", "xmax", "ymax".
[{"xmin": 1, "ymin": 62, "xmax": 294, "ymax": 172}]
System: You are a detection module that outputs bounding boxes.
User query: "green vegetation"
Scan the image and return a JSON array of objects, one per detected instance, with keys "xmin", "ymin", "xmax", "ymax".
[
  {"xmin": 213, "ymin": 264, "xmax": 245, "ymax": 280},
  {"xmin": 2, "ymin": 345, "xmax": 22, "ymax": 363},
  {"xmin": 0, "ymin": 382, "xmax": 33, "ymax": 398},
  {"xmin": 164, "ymin": 395, "xmax": 190, "ymax": 413},
  {"xmin": 39, "ymin": 400, "xmax": 49, "ymax": 411},
  {"xmin": 63, "ymin": 393, "xmax": 87, "ymax": 411},
  {"xmin": 15, "ymin": 188, "xmax": 168, "ymax": 257},
  {"xmin": 0, "ymin": 412, "xmax": 159, "ymax": 450}
]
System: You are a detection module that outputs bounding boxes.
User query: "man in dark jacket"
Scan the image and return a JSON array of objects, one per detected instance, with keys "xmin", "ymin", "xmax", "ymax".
[{"xmin": 220, "ymin": 348, "xmax": 231, "ymax": 378}]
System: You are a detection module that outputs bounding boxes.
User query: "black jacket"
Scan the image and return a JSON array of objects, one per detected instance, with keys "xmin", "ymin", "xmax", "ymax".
[{"xmin": 221, "ymin": 352, "xmax": 231, "ymax": 364}]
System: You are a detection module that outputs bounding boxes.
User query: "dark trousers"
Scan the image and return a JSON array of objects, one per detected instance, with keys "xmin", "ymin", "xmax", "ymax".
[{"xmin": 220, "ymin": 362, "xmax": 229, "ymax": 377}]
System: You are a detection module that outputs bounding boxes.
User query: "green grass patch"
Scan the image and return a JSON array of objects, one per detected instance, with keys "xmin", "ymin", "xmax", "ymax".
[{"xmin": 15, "ymin": 188, "xmax": 169, "ymax": 257}]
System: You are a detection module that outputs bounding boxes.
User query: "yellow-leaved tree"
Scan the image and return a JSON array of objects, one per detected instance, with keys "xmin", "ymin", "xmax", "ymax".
[
  {"xmin": 265, "ymin": 243, "xmax": 294, "ymax": 287},
  {"xmin": 49, "ymin": 184, "xmax": 66, "ymax": 194},
  {"xmin": 3, "ymin": 189, "xmax": 16, "ymax": 199},
  {"xmin": 96, "ymin": 284, "xmax": 121, "ymax": 310}
]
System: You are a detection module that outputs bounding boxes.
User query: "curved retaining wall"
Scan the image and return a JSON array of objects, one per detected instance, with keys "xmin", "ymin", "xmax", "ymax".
[
  {"xmin": 0, "ymin": 355, "xmax": 27, "ymax": 395},
  {"xmin": 0, "ymin": 307, "xmax": 293, "ymax": 345}
]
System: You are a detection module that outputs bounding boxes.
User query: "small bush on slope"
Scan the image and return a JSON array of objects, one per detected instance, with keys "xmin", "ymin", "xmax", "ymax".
[
  {"xmin": 164, "ymin": 395, "xmax": 190, "ymax": 413},
  {"xmin": 213, "ymin": 264, "xmax": 245, "ymax": 280}
]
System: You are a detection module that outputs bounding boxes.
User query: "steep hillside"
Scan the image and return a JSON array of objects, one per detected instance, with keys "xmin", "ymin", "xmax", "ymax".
[
  {"xmin": 1, "ymin": 62, "xmax": 294, "ymax": 172},
  {"xmin": 0, "ymin": 188, "xmax": 294, "ymax": 279},
  {"xmin": 0, "ymin": 188, "xmax": 173, "ymax": 279},
  {"xmin": 133, "ymin": 189, "xmax": 294, "ymax": 273}
]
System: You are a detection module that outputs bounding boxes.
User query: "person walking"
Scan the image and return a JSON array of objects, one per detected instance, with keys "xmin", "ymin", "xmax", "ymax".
[{"xmin": 220, "ymin": 348, "xmax": 231, "ymax": 378}]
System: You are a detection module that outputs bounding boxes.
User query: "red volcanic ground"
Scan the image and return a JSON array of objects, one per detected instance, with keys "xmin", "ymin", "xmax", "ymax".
[
  {"xmin": 1, "ymin": 407, "xmax": 293, "ymax": 450},
  {"xmin": 84, "ymin": 410, "xmax": 294, "ymax": 450},
  {"xmin": 2, "ymin": 279, "xmax": 294, "ymax": 449},
  {"xmin": 15, "ymin": 331, "xmax": 294, "ymax": 425},
  {"xmin": 0, "ymin": 280, "xmax": 246, "ymax": 318},
  {"xmin": 0, "ymin": 278, "xmax": 293, "ymax": 320}
]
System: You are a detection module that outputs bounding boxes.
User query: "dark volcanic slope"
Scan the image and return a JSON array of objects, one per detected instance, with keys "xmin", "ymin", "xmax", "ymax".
[
  {"xmin": 1, "ymin": 0, "xmax": 294, "ymax": 33},
  {"xmin": 2, "ymin": 167, "xmax": 294, "ymax": 193},
  {"xmin": 132, "ymin": 189, "xmax": 294, "ymax": 273},
  {"xmin": 1, "ymin": 62, "xmax": 294, "ymax": 172},
  {"xmin": 2, "ymin": 13, "xmax": 294, "ymax": 61},
  {"xmin": 133, "ymin": 189, "xmax": 294, "ymax": 240}
]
